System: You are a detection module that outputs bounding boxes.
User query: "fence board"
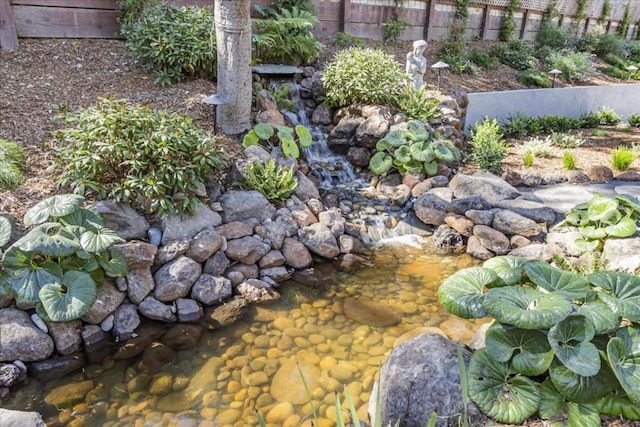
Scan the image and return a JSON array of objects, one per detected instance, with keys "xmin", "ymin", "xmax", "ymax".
[
  {"xmin": 1, "ymin": 0, "xmax": 19, "ymax": 49},
  {"xmin": 10, "ymin": 0, "xmax": 116, "ymax": 8},
  {"xmin": 12, "ymin": 5, "xmax": 120, "ymax": 38}
]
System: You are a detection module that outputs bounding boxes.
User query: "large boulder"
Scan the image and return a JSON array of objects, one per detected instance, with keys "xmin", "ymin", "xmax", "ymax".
[
  {"xmin": 0, "ymin": 408, "xmax": 46, "ymax": 427},
  {"xmin": 0, "ymin": 309, "xmax": 54, "ymax": 362},
  {"xmin": 414, "ymin": 193, "xmax": 449, "ymax": 226},
  {"xmin": 492, "ymin": 209, "xmax": 543, "ymax": 238},
  {"xmin": 89, "ymin": 201, "xmax": 149, "ymax": 241},
  {"xmin": 602, "ymin": 237, "xmax": 640, "ymax": 273},
  {"xmin": 159, "ymin": 205, "xmax": 222, "ymax": 245},
  {"xmin": 153, "ymin": 256, "xmax": 202, "ymax": 302},
  {"xmin": 220, "ymin": 190, "xmax": 276, "ymax": 223},
  {"xmin": 449, "ymin": 171, "xmax": 520, "ymax": 203},
  {"xmin": 298, "ymin": 223, "xmax": 340, "ymax": 258},
  {"xmin": 370, "ymin": 333, "xmax": 487, "ymax": 427}
]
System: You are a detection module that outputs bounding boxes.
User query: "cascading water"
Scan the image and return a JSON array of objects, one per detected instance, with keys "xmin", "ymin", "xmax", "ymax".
[{"xmin": 281, "ymin": 81, "xmax": 431, "ymax": 244}]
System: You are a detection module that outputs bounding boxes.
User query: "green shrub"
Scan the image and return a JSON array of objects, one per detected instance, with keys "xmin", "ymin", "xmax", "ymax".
[
  {"xmin": 0, "ymin": 194, "xmax": 128, "ymax": 322},
  {"xmin": 437, "ymin": 42, "xmax": 478, "ymax": 75},
  {"xmin": 252, "ymin": 6, "xmax": 322, "ymax": 65},
  {"xmin": 591, "ymin": 129, "xmax": 610, "ymax": 137},
  {"xmin": 579, "ymin": 111, "xmax": 601, "ymax": 128},
  {"xmin": 470, "ymin": 118, "xmax": 508, "ymax": 175},
  {"xmin": 120, "ymin": 2, "xmax": 216, "ymax": 85},
  {"xmin": 490, "ymin": 40, "xmax": 537, "ymax": 70},
  {"xmin": 520, "ymin": 135, "xmax": 554, "ymax": 158},
  {"xmin": 242, "ymin": 159, "xmax": 297, "ymax": 204},
  {"xmin": 383, "ymin": 18, "xmax": 410, "ymax": 43},
  {"xmin": 0, "ymin": 139, "xmax": 25, "ymax": 190},
  {"xmin": 602, "ymin": 65, "xmax": 632, "ymax": 79},
  {"xmin": 597, "ymin": 106, "xmax": 622, "ymax": 126},
  {"xmin": 438, "ymin": 254, "xmax": 640, "ymax": 425},
  {"xmin": 321, "ymin": 47, "xmax": 410, "ymax": 107},
  {"xmin": 550, "ymin": 132, "xmax": 584, "ymax": 148},
  {"xmin": 611, "ymin": 146, "xmax": 635, "ymax": 171},
  {"xmin": 628, "ymin": 113, "xmax": 640, "ymax": 126},
  {"xmin": 523, "ymin": 150, "xmax": 534, "ymax": 167},
  {"xmin": 243, "ymin": 123, "xmax": 313, "ymax": 159},
  {"xmin": 515, "ymin": 69, "xmax": 551, "ymax": 88},
  {"xmin": 468, "ymin": 49, "xmax": 499, "ymax": 69},
  {"xmin": 333, "ymin": 32, "xmax": 364, "ymax": 48},
  {"xmin": 369, "ymin": 120, "xmax": 458, "ymax": 176},
  {"xmin": 562, "ymin": 150, "xmax": 576, "ymax": 170},
  {"xmin": 53, "ymin": 97, "xmax": 227, "ymax": 216},
  {"xmin": 603, "ymin": 53, "xmax": 628, "ymax": 68},
  {"xmin": 546, "ymin": 49, "xmax": 594, "ymax": 83},
  {"xmin": 500, "ymin": 112, "xmax": 534, "ymax": 138},
  {"xmin": 594, "ymin": 33, "xmax": 625, "ymax": 58},
  {"xmin": 394, "ymin": 85, "xmax": 442, "ymax": 123},
  {"xmin": 271, "ymin": 0, "xmax": 316, "ymax": 14},
  {"xmin": 535, "ymin": 19, "xmax": 576, "ymax": 51},
  {"xmin": 536, "ymin": 115, "xmax": 581, "ymax": 134},
  {"xmin": 628, "ymin": 41, "xmax": 640, "ymax": 62}
]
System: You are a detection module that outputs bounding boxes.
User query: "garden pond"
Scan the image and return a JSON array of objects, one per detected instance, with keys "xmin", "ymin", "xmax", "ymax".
[{"xmin": 1, "ymin": 240, "xmax": 487, "ymax": 427}]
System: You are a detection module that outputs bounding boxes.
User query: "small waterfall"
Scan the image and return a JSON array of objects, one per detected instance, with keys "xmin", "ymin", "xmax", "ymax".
[{"xmin": 278, "ymin": 81, "xmax": 431, "ymax": 244}]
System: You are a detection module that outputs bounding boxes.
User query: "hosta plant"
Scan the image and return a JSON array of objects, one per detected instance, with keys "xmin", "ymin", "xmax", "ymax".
[
  {"xmin": 369, "ymin": 120, "xmax": 458, "ymax": 176},
  {"xmin": 555, "ymin": 193, "xmax": 640, "ymax": 252},
  {"xmin": 243, "ymin": 123, "xmax": 312, "ymax": 159},
  {"xmin": 439, "ymin": 255, "xmax": 640, "ymax": 425},
  {"xmin": 0, "ymin": 194, "xmax": 128, "ymax": 322}
]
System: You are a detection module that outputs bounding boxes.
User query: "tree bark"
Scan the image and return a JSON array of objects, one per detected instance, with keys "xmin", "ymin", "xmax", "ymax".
[{"xmin": 214, "ymin": 0, "xmax": 252, "ymax": 135}]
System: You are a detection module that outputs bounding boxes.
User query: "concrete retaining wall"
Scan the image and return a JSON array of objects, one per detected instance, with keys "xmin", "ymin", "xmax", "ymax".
[{"xmin": 464, "ymin": 84, "xmax": 640, "ymax": 133}]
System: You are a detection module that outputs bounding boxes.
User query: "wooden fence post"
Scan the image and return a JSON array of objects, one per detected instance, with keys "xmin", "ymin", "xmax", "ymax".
[
  {"xmin": 0, "ymin": 0, "xmax": 18, "ymax": 50},
  {"xmin": 423, "ymin": 0, "xmax": 436, "ymax": 40},
  {"xmin": 342, "ymin": 0, "xmax": 351, "ymax": 33},
  {"xmin": 480, "ymin": 4, "xmax": 490, "ymax": 40},
  {"xmin": 519, "ymin": 9, "xmax": 529, "ymax": 40}
]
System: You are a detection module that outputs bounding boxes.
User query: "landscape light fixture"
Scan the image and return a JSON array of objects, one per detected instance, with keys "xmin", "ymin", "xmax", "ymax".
[
  {"xmin": 549, "ymin": 69, "xmax": 562, "ymax": 88},
  {"xmin": 203, "ymin": 94, "xmax": 229, "ymax": 134},
  {"xmin": 627, "ymin": 65, "xmax": 638, "ymax": 81},
  {"xmin": 431, "ymin": 61, "xmax": 450, "ymax": 90}
]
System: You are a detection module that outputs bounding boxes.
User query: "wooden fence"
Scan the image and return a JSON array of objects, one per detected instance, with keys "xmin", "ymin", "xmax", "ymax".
[{"xmin": 2, "ymin": 0, "xmax": 640, "ymax": 50}]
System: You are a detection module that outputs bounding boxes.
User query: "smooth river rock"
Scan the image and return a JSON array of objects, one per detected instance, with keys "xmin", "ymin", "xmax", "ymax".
[
  {"xmin": 0, "ymin": 308, "xmax": 54, "ymax": 362},
  {"xmin": 343, "ymin": 298, "xmax": 402, "ymax": 327}
]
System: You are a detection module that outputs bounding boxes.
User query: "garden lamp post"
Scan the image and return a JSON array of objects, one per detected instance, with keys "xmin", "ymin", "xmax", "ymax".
[
  {"xmin": 203, "ymin": 94, "xmax": 229, "ymax": 134},
  {"xmin": 627, "ymin": 65, "xmax": 638, "ymax": 81},
  {"xmin": 549, "ymin": 69, "xmax": 562, "ymax": 88},
  {"xmin": 431, "ymin": 61, "xmax": 450, "ymax": 91}
]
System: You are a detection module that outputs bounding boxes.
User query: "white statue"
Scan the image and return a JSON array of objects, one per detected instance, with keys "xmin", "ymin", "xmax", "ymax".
[{"xmin": 406, "ymin": 40, "xmax": 428, "ymax": 90}]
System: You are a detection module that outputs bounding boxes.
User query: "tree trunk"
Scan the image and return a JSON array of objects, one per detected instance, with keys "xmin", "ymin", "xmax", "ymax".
[{"xmin": 214, "ymin": 0, "xmax": 252, "ymax": 135}]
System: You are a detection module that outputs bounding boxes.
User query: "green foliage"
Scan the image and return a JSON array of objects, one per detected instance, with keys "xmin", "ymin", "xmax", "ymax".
[
  {"xmin": 596, "ymin": 106, "xmax": 622, "ymax": 126},
  {"xmin": 618, "ymin": 1, "xmax": 632, "ymax": 38},
  {"xmin": 321, "ymin": 47, "xmax": 410, "ymax": 107},
  {"xmin": 557, "ymin": 193, "xmax": 640, "ymax": 252},
  {"xmin": 333, "ymin": 32, "xmax": 364, "ymax": 48},
  {"xmin": 563, "ymin": 150, "xmax": 576, "ymax": 170},
  {"xmin": 439, "ymin": 255, "xmax": 640, "ymax": 425},
  {"xmin": 468, "ymin": 49, "xmax": 498, "ymax": 69},
  {"xmin": 271, "ymin": 84, "xmax": 296, "ymax": 113},
  {"xmin": 369, "ymin": 120, "xmax": 458, "ymax": 176},
  {"xmin": 550, "ymin": 132, "xmax": 584, "ymax": 148},
  {"xmin": 490, "ymin": 40, "xmax": 537, "ymax": 70},
  {"xmin": 0, "ymin": 138, "xmax": 25, "ymax": 190},
  {"xmin": 120, "ymin": 2, "xmax": 216, "ymax": 85},
  {"xmin": 611, "ymin": 146, "xmax": 635, "ymax": 171},
  {"xmin": 116, "ymin": 0, "xmax": 157, "ymax": 26},
  {"xmin": 628, "ymin": 113, "xmax": 640, "ymax": 127},
  {"xmin": 515, "ymin": 69, "xmax": 551, "ymax": 88},
  {"xmin": 546, "ymin": 49, "xmax": 594, "ymax": 83},
  {"xmin": 579, "ymin": 111, "xmax": 602, "ymax": 129},
  {"xmin": 271, "ymin": 0, "xmax": 316, "ymax": 14},
  {"xmin": 470, "ymin": 118, "xmax": 508, "ymax": 175},
  {"xmin": 574, "ymin": 0, "xmax": 588, "ymax": 27},
  {"xmin": 242, "ymin": 123, "xmax": 313, "ymax": 159},
  {"xmin": 253, "ymin": 6, "xmax": 322, "ymax": 65},
  {"xmin": 500, "ymin": 0, "xmax": 520, "ymax": 42},
  {"xmin": 393, "ymin": 85, "xmax": 442, "ymax": 123},
  {"xmin": 535, "ymin": 20, "xmax": 579, "ymax": 51},
  {"xmin": 591, "ymin": 129, "xmax": 610, "ymax": 137},
  {"xmin": 594, "ymin": 33, "xmax": 626, "ymax": 58},
  {"xmin": 500, "ymin": 113, "xmax": 582, "ymax": 138},
  {"xmin": 603, "ymin": 53, "xmax": 628, "ymax": 68},
  {"xmin": 599, "ymin": 0, "xmax": 612, "ymax": 25},
  {"xmin": 383, "ymin": 19, "xmax": 410, "ymax": 43},
  {"xmin": 0, "ymin": 194, "xmax": 128, "ymax": 322},
  {"xmin": 241, "ymin": 159, "xmax": 297, "ymax": 204},
  {"xmin": 53, "ymin": 97, "xmax": 227, "ymax": 217},
  {"xmin": 436, "ymin": 43, "xmax": 478, "ymax": 75},
  {"xmin": 520, "ymin": 136, "xmax": 554, "ymax": 158},
  {"xmin": 523, "ymin": 150, "xmax": 534, "ymax": 167}
]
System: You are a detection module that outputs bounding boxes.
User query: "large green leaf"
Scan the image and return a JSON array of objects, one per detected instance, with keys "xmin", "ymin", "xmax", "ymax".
[
  {"xmin": 394, "ymin": 145, "xmax": 412, "ymax": 163},
  {"xmin": 597, "ymin": 390, "xmax": 640, "ymax": 420},
  {"xmin": 468, "ymin": 348, "xmax": 540, "ymax": 424},
  {"xmin": 606, "ymin": 327, "xmax": 640, "ymax": 404},
  {"xmin": 483, "ymin": 256, "xmax": 530, "ymax": 287},
  {"xmin": 24, "ymin": 194, "xmax": 85, "ymax": 226},
  {"xmin": 80, "ymin": 227, "xmax": 124, "ymax": 253},
  {"xmin": 524, "ymin": 261, "xmax": 591, "ymax": 301},
  {"xmin": 588, "ymin": 271, "xmax": 640, "ymax": 321},
  {"xmin": 13, "ymin": 223, "xmax": 80, "ymax": 257},
  {"xmin": 5, "ymin": 253, "xmax": 63, "ymax": 303},
  {"xmin": 385, "ymin": 129, "xmax": 408, "ymax": 147},
  {"xmin": 59, "ymin": 208, "xmax": 104, "ymax": 230},
  {"xmin": 281, "ymin": 136, "xmax": 299, "ymax": 159},
  {"xmin": 485, "ymin": 323, "xmax": 553, "ymax": 376},
  {"xmin": 574, "ymin": 236, "xmax": 600, "ymax": 253},
  {"xmin": 407, "ymin": 120, "xmax": 428, "ymax": 141},
  {"xmin": 578, "ymin": 225, "xmax": 607, "ymax": 240},
  {"xmin": 586, "ymin": 195, "xmax": 619, "ymax": 223},
  {"xmin": 616, "ymin": 193, "xmax": 640, "ymax": 218},
  {"xmin": 603, "ymin": 216, "xmax": 637, "ymax": 237},
  {"xmin": 538, "ymin": 378, "xmax": 564, "ymax": 419},
  {"xmin": 295, "ymin": 125, "xmax": 313, "ymax": 148},
  {"xmin": 375, "ymin": 138, "xmax": 390, "ymax": 152},
  {"xmin": 483, "ymin": 286, "xmax": 574, "ymax": 330},
  {"xmin": 408, "ymin": 141, "xmax": 435, "ymax": 162},
  {"xmin": 369, "ymin": 152, "xmax": 393, "ymax": 176},
  {"xmin": 423, "ymin": 160, "xmax": 438, "ymax": 176},
  {"xmin": 98, "ymin": 249, "xmax": 128, "ymax": 277},
  {"xmin": 242, "ymin": 129, "xmax": 260, "ymax": 147},
  {"xmin": 438, "ymin": 267, "xmax": 497, "ymax": 318},
  {"xmin": 565, "ymin": 401, "xmax": 601, "ymax": 427},
  {"xmin": 38, "ymin": 270, "xmax": 97, "ymax": 322},
  {"xmin": 0, "ymin": 215, "xmax": 11, "ymax": 248},
  {"xmin": 254, "ymin": 123, "xmax": 274, "ymax": 140},
  {"xmin": 432, "ymin": 140, "xmax": 455, "ymax": 162},
  {"xmin": 577, "ymin": 294, "xmax": 620, "ymax": 335},
  {"xmin": 548, "ymin": 314, "xmax": 600, "ymax": 377},
  {"xmin": 549, "ymin": 357, "xmax": 618, "ymax": 403}
]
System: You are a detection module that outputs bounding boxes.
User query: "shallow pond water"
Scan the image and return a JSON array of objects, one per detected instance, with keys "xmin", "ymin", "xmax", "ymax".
[{"xmin": 2, "ymin": 240, "xmax": 487, "ymax": 427}]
